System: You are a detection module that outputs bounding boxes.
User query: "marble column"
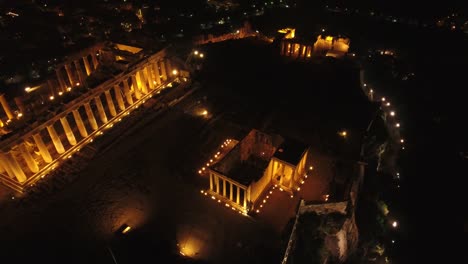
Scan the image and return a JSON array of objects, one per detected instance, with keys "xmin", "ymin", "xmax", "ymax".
[
  {"xmin": 94, "ymin": 96, "xmax": 108, "ymax": 123},
  {"xmin": 74, "ymin": 60, "xmax": 86, "ymax": 85},
  {"xmin": 91, "ymin": 52, "xmax": 99, "ymax": 69},
  {"xmin": 33, "ymin": 133, "xmax": 52, "ymax": 163},
  {"xmin": 137, "ymin": 71, "xmax": 148, "ymax": 94},
  {"xmin": 123, "ymin": 80, "xmax": 134, "ymax": 105},
  {"xmin": 14, "ymin": 97, "xmax": 25, "ymax": 114},
  {"xmin": 159, "ymin": 60, "xmax": 167, "ymax": 81},
  {"xmin": 19, "ymin": 143, "xmax": 39, "ymax": 173},
  {"xmin": 222, "ymin": 178, "xmax": 226, "ymax": 197},
  {"xmin": 165, "ymin": 60, "xmax": 172, "ymax": 77},
  {"xmin": 145, "ymin": 66, "xmax": 155, "ymax": 90},
  {"xmin": 47, "ymin": 125, "xmax": 65, "ymax": 154},
  {"xmin": 0, "ymin": 93, "xmax": 14, "ymax": 120},
  {"xmin": 131, "ymin": 75, "xmax": 142, "ymax": 100},
  {"xmin": 0, "ymin": 152, "xmax": 16, "ymax": 179},
  {"xmin": 229, "ymin": 181, "xmax": 233, "ymax": 201},
  {"xmin": 83, "ymin": 56, "xmax": 92, "ymax": 76},
  {"xmin": 64, "ymin": 64, "xmax": 75, "ymax": 87},
  {"xmin": 114, "ymin": 85, "xmax": 126, "ymax": 111},
  {"xmin": 215, "ymin": 175, "xmax": 220, "ymax": 194},
  {"xmin": 56, "ymin": 68, "xmax": 67, "ymax": 91},
  {"xmin": 243, "ymin": 190, "xmax": 247, "ymax": 208},
  {"xmin": 84, "ymin": 103, "xmax": 98, "ymax": 130},
  {"xmin": 4, "ymin": 152, "xmax": 27, "ymax": 182},
  {"xmin": 104, "ymin": 90, "xmax": 117, "ymax": 117},
  {"xmin": 60, "ymin": 116, "xmax": 77, "ymax": 145},
  {"xmin": 152, "ymin": 62, "xmax": 161, "ymax": 85},
  {"xmin": 209, "ymin": 173, "xmax": 213, "ymax": 191},
  {"xmin": 236, "ymin": 186, "xmax": 240, "ymax": 204},
  {"xmin": 72, "ymin": 109, "xmax": 88, "ymax": 137}
]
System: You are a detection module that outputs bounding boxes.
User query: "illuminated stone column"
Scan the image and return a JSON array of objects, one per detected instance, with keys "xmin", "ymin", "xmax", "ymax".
[
  {"xmin": 19, "ymin": 143, "xmax": 39, "ymax": 173},
  {"xmin": 83, "ymin": 56, "xmax": 92, "ymax": 76},
  {"xmin": 104, "ymin": 90, "xmax": 117, "ymax": 117},
  {"xmin": 215, "ymin": 175, "xmax": 220, "ymax": 194},
  {"xmin": 236, "ymin": 185, "xmax": 240, "ymax": 204},
  {"xmin": 145, "ymin": 66, "xmax": 155, "ymax": 90},
  {"xmin": 84, "ymin": 103, "xmax": 98, "ymax": 131},
  {"xmin": 47, "ymin": 125, "xmax": 65, "ymax": 154},
  {"xmin": 159, "ymin": 60, "xmax": 167, "ymax": 81},
  {"xmin": 60, "ymin": 116, "xmax": 77, "ymax": 145},
  {"xmin": 152, "ymin": 62, "xmax": 161, "ymax": 85},
  {"xmin": 2, "ymin": 152, "xmax": 27, "ymax": 182},
  {"xmin": 56, "ymin": 68, "xmax": 67, "ymax": 91},
  {"xmin": 33, "ymin": 133, "xmax": 52, "ymax": 163},
  {"xmin": 222, "ymin": 178, "xmax": 226, "ymax": 197},
  {"xmin": 0, "ymin": 152, "xmax": 15, "ymax": 179},
  {"xmin": 114, "ymin": 85, "xmax": 126, "ymax": 111},
  {"xmin": 91, "ymin": 52, "xmax": 99, "ymax": 69},
  {"xmin": 64, "ymin": 64, "xmax": 75, "ymax": 87},
  {"xmin": 243, "ymin": 189, "xmax": 247, "ymax": 208},
  {"xmin": 15, "ymin": 97, "xmax": 25, "ymax": 114},
  {"xmin": 137, "ymin": 71, "xmax": 148, "ymax": 94},
  {"xmin": 165, "ymin": 60, "xmax": 172, "ymax": 78},
  {"xmin": 94, "ymin": 96, "xmax": 108, "ymax": 123},
  {"xmin": 209, "ymin": 173, "xmax": 213, "ymax": 191},
  {"xmin": 131, "ymin": 75, "xmax": 142, "ymax": 100},
  {"xmin": 72, "ymin": 109, "xmax": 88, "ymax": 137},
  {"xmin": 229, "ymin": 181, "xmax": 233, "ymax": 201},
  {"xmin": 0, "ymin": 93, "xmax": 14, "ymax": 120},
  {"xmin": 74, "ymin": 60, "xmax": 86, "ymax": 85},
  {"xmin": 123, "ymin": 80, "xmax": 134, "ymax": 105}
]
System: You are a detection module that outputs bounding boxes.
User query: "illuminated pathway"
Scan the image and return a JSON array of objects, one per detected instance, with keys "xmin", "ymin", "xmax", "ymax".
[{"xmin": 0, "ymin": 49, "xmax": 178, "ymax": 192}]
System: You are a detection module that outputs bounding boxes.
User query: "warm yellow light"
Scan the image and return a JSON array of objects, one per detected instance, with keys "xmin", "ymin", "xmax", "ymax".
[
  {"xmin": 386, "ymin": 102, "xmax": 391, "ymax": 106},
  {"xmin": 297, "ymin": 187, "xmax": 301, "ymax": 191},
  {"xmin": 396, "ymin": 123, "xmax": 400, "ymax": 127},
  {"xmin": 339, "ymin": 131, "xmax": 347, "ymax": 137},
  {"xmin": 202, "ymin": 110, "xmax": 208, "ymax": 115},
  {"xmin": 58, "ymin": 91, "xmax": 63, "ymax": 96},
  {"xmin": 49, "ymin": 96, "xmax": 55, "ymax": 100},
  {"xmin": 309, "ymin": 166, "xmax": 313, "ymax": 170},
  {"xmin": 390, "ymin": 111, "xmax": 395, "ymax": 116},
  {"xmin": 382, "ymin": 97, "xmax": 386, "ymax": 101},
  {"xmin": 122, "ymin": 226, "xmax": 132, "ymax": 234},
  {"xmin": 67, "ymin": 87, "xmax": 72, "ymax": 92},
  {"xmin": 400, "ymin": 139, "xmax": 404, "ymax": 143},
  {"xmin": 172, "ymin": 69, "xmax": 178, "ymax": 75},
  {"xmin": 199, "ymin": 53, "xmax": 204, "ymax": 58},
  {"xmin": 194, "ymin": 50, "xmax": 199, "ymax": 55},
  {"xmin": 76, "ymin": 82, "xmax": 80, "ymax": 86},
  {"xmin": 25, "ymin": 87, "xmax": 31, "ymax": 92},
  {"xmin": 17, "ymin": 112, "xmax": 23, "ymax": 118},
  {"xmin": 256, "ymin": 209, "xmax": 260, "ymax": 213},
  {"xmin": 392, "ymin": 221, "xmax": 398, "ymax": 228}
]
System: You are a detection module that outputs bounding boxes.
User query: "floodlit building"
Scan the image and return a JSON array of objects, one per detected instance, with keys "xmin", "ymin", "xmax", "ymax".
[
  {"xmin": 207, "ymin": 129, "xmax": 309, "ymax": 214},
  {"xmin": 0, "ymin": 42, "xmax": 184, "ymax": 192},
  {"xmin": 278, "ymin": 28, "xmax": 350, "ymax": 59}
]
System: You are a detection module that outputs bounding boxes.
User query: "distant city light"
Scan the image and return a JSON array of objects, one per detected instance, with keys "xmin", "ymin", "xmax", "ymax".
[
  {"xmin": 386, "ymin": 102, "xmax": 391, "ymax": 106},
  {"xmin": 390, "ymin": 111, "xmax": 395, "ymax": 116},
  {"xmin": 381, "ymin": 97, "xmax": 386, "ymax": 102},
  {"xmin": 49, "ymin": 96, "xmax": 54, "ymax": 100},
  {"xmin": 396, "ymin": 123, "xmax": 400, "ymax": 127},
  {"xmin": 24, "ymin": 87, "xmax": 31, "ymax": 92},
  {"xmin": 199, "ymin": 53, "xmax": 204, "ymax": 58},
  {"xmin": 339, "ymin": 130, "xmax": 347, "ymax": 137},
  {"xmin": 400, "ymin": 139, "xmax": 404, "ymax": 143},
  {"xmin": 392, "ymin": 221, "xmax": 398, "ymax": 228},
  {"xmin": 194, "ymin": 50, "xmax": 199, "ymax": 55}
]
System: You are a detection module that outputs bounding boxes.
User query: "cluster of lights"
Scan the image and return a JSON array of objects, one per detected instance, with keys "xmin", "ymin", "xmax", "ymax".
[
  {"xmin": 198, "ymin": 139, "xmax": 232, "ymax": 175},
  {"xmin": 193, "ymin": 50, "xmax": 204, "ymax": 58},
  {"xmin": 365, "ymin": 83, "xmax": 406, "ymax": 150}
]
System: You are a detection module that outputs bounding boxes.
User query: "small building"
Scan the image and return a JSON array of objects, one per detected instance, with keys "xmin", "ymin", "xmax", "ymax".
[{"xmin": 207, "ymin": 129, "xmax": 309, "ymax": 214}]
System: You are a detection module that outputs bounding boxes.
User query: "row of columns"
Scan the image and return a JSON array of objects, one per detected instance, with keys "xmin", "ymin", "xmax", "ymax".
[
  {"xmin": 209, "ymin": 173, "xmax": 248, "ymax": 209},
  {"xmin": 55, "ymin": 52, "xmax": 100, "ymax": 93},
  {"xmin": 280, "ymin": 41, "xmax": 313, "ymax": 59},
  {"xmin": 0, "ymin": 57, "xmax": 173, "ymax": 185}
]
